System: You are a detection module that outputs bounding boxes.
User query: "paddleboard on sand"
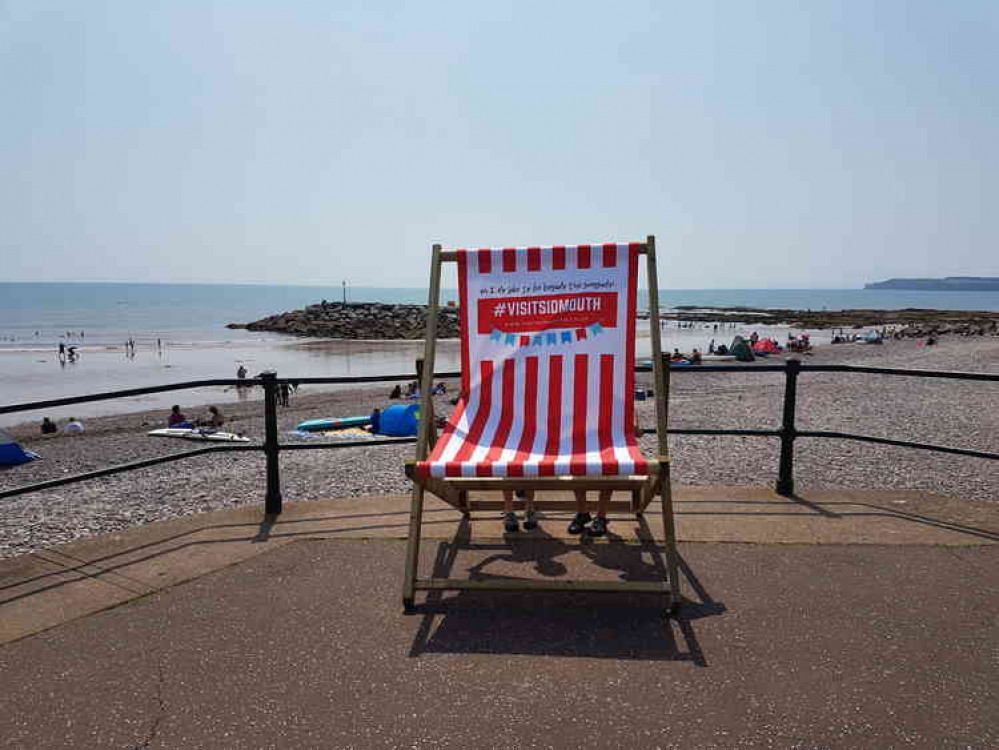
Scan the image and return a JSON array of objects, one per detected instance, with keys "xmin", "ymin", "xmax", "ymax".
[
  {"xmin": 147, "ymin": 428, "xmax": 251, "ymax": 443},
  {"xmin": 297, "ymin": 416, "xmax": 370, "ymax": 432}
]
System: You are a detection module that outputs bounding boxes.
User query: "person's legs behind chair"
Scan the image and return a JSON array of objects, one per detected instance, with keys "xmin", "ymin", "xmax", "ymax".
[
  {"xmin": 587, "ymin": 490, "xmax": 612, "ymax": 537},
  {"xmin": 503, "ymin": 490, "xmax": 538, "ymax": 532},
  {"xmin": 568, "ymin": 490, "xmax": 592, "ymax": 534},
  {"xmin": 502, "ymin": 490, "xmax": 520, "ymax": 532},
  {"xmin": 520, "ymin": 490, "xmax": 538, "ymax": 530}
]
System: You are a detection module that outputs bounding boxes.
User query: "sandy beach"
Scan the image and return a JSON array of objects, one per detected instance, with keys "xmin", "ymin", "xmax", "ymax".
[{"xmin": 1, "ymin": 335, "xmax": 996, "ymax": 559}]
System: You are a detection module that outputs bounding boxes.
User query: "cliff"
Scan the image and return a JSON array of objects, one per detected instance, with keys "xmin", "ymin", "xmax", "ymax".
[{"xmin": 865, "ymin": 277, "xmax": 999, "ymax": 291}]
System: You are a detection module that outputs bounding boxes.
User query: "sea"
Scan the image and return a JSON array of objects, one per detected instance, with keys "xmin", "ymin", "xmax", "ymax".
[{"xmin": 2, "ymin": 282, "xmax": 998, "ymax": 426}]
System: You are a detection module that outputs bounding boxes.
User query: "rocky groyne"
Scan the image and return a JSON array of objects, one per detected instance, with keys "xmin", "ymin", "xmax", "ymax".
[
  {"xmin": 661, "ymin": 307, "xmax": 999, "ymax": 337},
  {"xmin": 228, "ymin": 302, "xmax": 460, "ymax": 340},
  {"xmin": 231, "ymin": 300, "xmax": 999, "ymax": 341}
]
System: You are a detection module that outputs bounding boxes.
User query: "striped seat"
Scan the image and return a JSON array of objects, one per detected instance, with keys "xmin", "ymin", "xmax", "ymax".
[{"xmin": 416, "ymin": 243, "xmax": 648, "ymax": 479}]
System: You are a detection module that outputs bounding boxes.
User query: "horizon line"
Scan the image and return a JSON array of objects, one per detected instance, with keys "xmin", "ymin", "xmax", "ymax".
[{"xmin": 1, "ymin": 280, "xmax": 880, "ymax": 292}]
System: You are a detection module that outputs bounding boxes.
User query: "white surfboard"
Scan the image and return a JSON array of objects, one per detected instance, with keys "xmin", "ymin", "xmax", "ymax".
[{"xmin": 147, "ymin": 428, "xmax": 251, "ymax": 443}]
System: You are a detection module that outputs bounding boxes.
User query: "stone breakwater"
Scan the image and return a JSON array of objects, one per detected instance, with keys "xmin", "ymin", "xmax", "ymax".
[
  {"xmin": 664, "ymin": 307, "xmax": 999, "ymax": 337},
  {"xmin": 229, "ymin": 302, "xmax": 461, "ymax": 340},
  {"xmin": 234, "ymin": 301, "xmax": 999, "ymax": 342}
]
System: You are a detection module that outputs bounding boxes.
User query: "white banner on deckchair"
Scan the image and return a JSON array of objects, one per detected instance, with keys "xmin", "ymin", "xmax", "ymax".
[{"xmin": 419, "ymin": 243, "xmax": 647, "ymax": 479}]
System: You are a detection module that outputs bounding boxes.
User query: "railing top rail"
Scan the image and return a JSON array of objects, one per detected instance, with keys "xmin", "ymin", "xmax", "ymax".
[
  {"xmin": 285, "ymin": 372, "xmax": 461, "ymax": 386},
  {"xmin": 636, "ymin": 364, "xmax": 786, "ymax": 373},
  {"xmin": 2, "ymin": 362, "xmax": 994, "ymax": 416},
  {"xmin": 638, "ymin": 362, "xmax": 998, "ymax": 381},
  {"xmin": 796, "ymin": 364, "xmax": 999, "ymax": 381},
  {"xmin": 0, "ymin": 379, "xmax": 240, "ymax": 415},
  {"xmin": 0, "ymin": 373, "xmax": 461, "ymax": 415}
]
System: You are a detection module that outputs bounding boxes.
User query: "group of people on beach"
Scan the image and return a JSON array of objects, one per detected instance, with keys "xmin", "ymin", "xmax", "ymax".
[
  {"xmin": 57, "ymin": 341, "xmax": 80, "ymax": 364},
  {"xmin": 168, "ymin": 404, "xmax": 225, "ymax": 429},
  {"xmin": 39, "ymin": 416, "xmax": 85, "ymax": 435},
  {"xmin": 389, "ymin": 381, "xmax": 446, "ymax": 400},
  {"xmin": 37, "ymin": 405, "xmax": 227, "ymax": 437},
  {"xmin": 235, "ymin": 366, "xmax": 297, "ymax": 406},
  {"xmin": 670, "ymin": 348, "xmax": 703, "ymax": 364}
]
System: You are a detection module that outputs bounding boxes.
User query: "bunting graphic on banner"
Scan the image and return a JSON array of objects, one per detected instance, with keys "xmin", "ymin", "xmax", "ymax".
[{"xmin": 489, "ymin": 323, "xmax": 606, "ymax": 347}]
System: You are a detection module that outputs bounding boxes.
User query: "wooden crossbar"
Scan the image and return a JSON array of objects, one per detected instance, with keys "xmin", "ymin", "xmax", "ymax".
[
  {"xmin": 415, "ymin": 578, "xmax": 671, "ymax": 594},
  {"xmin": 435, "ymin": 499, "xmax": 638, "ymax": 512}
]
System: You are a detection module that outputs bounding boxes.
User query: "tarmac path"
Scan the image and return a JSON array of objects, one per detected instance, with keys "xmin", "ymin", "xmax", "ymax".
[{"xmin": 1, "ymin": 537, "xmax": 996, "ymax": 749}]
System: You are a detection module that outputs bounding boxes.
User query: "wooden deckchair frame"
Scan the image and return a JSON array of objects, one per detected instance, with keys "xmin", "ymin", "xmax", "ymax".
[{"xmin": 403, "ymin": 235, "xmax": 680, "ymax": 613}]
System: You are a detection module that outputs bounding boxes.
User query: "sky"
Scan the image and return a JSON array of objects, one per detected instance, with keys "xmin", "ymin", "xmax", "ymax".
[{"xmin": 1, "ymin": 0, "xmax": 997, "ymax": 289}]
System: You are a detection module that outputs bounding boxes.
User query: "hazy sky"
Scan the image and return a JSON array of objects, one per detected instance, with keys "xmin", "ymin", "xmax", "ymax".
[{"xmin": 2, "ymin": 0, "xmax": 997, "ymax": 288}]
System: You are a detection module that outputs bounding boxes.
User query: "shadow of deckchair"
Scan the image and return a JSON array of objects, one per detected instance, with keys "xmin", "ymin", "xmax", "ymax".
[{"xmin": 408, "ymin": 516, "xmax": 723, "ymax": 664}]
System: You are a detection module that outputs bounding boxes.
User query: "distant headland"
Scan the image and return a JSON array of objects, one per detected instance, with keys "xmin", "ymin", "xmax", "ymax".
[{"xmin": 865, "ymin": 277, "xmax": 999, "ymax": 291}]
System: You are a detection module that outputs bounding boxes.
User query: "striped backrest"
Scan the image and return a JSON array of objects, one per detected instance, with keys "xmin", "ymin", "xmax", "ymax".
[{"xmin": 418, "ymin": 243, "xmax": 647, "ymax": 478}]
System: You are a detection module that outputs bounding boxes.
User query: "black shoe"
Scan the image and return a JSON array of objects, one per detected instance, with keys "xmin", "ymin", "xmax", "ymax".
[
  {"xmin": 587, "ymin": 516, "xmax": 609, "ymax": 537},
  {"xmin": 503, "ymin": 512, "xmax": 520, "ymax": 533},
  {"xmin": 523, "ymin": 510, "xmax": 538, "ymax": 530},
  {"xmin": 568, "ymin": 512, "xmax": 592, "ymax": 535}
]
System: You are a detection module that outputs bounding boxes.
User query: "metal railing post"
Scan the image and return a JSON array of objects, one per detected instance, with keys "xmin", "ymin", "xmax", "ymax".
[
  {"xmin": 776, "ymin": 358, "xmax": 801, "ymax": 497},
  {"xmin": 261, "ymin": 371, "xmax": 283, "ymax": 515}
]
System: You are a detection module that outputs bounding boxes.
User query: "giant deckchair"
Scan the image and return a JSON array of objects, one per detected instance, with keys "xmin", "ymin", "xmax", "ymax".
[{"xmin": 403, "ymin": 236, "xmax": 680, "ymax": 612}]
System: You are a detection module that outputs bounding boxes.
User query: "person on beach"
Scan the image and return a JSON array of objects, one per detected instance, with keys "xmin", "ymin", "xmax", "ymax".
[
  {"xmin": 58, "ymin": 342, "xmax": 65, "ymax": 357},
  {"xmin": 236, "ymin": 364, "xmax": 247, "ymax": 382},
  {"xmin": 502, "ymin": 489, "xmax": 537, "ymax": 533},
  {"xmin": 568, "ymin": 489, "xmax": 612, "ymax": 537},
  {"xmin": 199, "ymin": 406, "xmax": 224, "ymax": 429},
  {"xmin": 168, "ymin": 405, "xmax": 187, "ymax": 427},
  {"xmin": 389, "ymin": 384, "xmax": 402, "ymax": 399},
  {"xmin": 63, "ymin": 417, "xmax": 85, "ymax": 435},
  {"xmin": 279, "ymin": 382, "xmax": 290, "ymax": 407},
  {"xmin": 41, "ymin": 417, "xmax": 57, "ymax": 435}
]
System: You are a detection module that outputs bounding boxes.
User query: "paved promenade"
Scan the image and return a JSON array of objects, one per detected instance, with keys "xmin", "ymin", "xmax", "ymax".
[{"xmin": 1, "ymin": 485, "xmax": 996, "ymax": 748}]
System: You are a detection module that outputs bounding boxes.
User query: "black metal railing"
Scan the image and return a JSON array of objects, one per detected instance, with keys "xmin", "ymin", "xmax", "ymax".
[{"xmin": 1, "ymin": 362, "xmax": 995, "ymax": 511}]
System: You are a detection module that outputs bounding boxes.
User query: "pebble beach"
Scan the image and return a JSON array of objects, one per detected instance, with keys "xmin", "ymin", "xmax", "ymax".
[{"xmin": 1, "ymin": 335, "xmax": 996, "ymax": 560}]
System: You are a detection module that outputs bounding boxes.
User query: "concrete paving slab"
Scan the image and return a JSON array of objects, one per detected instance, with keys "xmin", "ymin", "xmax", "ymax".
[
  {"xmin": 1, "ymin": 486, "xmax": 996, "ymax": 645},
  {"xmin": 0, "ymin": 539, "xmax": 995, "ymax": 749}
]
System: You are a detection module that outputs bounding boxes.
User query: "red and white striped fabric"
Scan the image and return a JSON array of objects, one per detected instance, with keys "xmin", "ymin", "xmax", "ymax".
[{"xmin": 417, "ymin": 243, "xmax": 648, "ymax": 479}]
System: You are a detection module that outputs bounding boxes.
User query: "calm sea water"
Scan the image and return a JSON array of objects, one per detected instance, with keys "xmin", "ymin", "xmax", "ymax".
[
  {"xmin": 1, "ymin": 282, "xmax": 997, "ymax": 426},
  {"xmin": 2, "ymin": 282, "xmax": 998, "ymax": 348}
]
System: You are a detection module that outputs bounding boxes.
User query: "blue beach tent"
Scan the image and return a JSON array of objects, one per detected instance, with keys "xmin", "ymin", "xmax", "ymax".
[
  {"xmin": 0, "ymin": 429, "xmax": 39, "ymax": 466},
  {"xmin": 377, "ymin": 404, "xmax": 420, "ymax": 437}
]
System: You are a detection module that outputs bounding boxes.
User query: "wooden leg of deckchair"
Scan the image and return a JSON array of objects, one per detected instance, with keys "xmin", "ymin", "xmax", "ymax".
[
  {"xmin": 658, "ymin": 461, "xmax": 681, "ymax": 615},
  {"xmin": 403, "ymin": 484, "xmax": 426, "ymax": 612}
]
